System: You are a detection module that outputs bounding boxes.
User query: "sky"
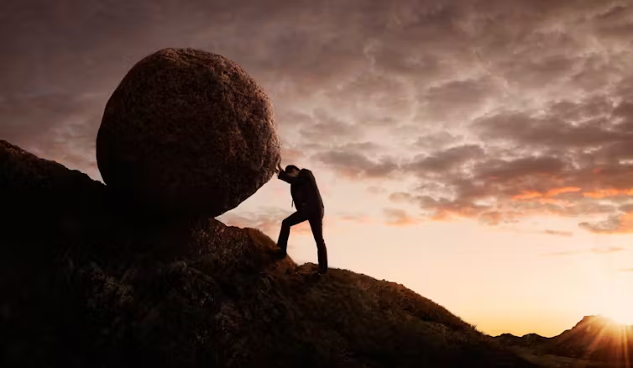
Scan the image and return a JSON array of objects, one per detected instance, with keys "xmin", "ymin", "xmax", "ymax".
[{"xmin": 2, "ymin": 0, "xmax": 633, "ymax": 337}]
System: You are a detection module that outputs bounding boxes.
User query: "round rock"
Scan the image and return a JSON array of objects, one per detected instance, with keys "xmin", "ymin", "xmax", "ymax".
[{"xmin": 96, "ymin": 48, "xmax": 281, "ymax": 216}]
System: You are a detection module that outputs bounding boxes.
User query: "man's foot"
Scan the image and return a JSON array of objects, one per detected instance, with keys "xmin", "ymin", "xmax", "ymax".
[{"xmin": 275, "ymin": 248, "xmax": 287, "ymax": 259}]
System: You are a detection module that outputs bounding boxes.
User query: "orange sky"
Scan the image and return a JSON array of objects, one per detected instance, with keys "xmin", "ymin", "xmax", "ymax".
[
  {"xmin": 222, "ymin": 170, "xmax": 633, "ymax": 337},
  {"xmin": 2, "ymin": 0, "xmax": 633, "ymax": 337}
]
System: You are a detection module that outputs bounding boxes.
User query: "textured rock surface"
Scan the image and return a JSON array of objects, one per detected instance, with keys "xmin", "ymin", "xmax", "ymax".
[
  {"xmin": 0, "ymin": 139, "xmax": 107, "ymax": 239},
  {"xmin": 96, "ymin": 48, "xmax": 280, "ymax": 216}
]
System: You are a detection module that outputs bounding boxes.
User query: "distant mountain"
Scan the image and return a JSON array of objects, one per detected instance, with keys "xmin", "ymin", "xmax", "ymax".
[
  {"xmin": 495, "ymin": 333, "xmax": 551, "ymax": 349},
  {"xmin": 496, "ymin": 315, "xmax": 633, "ymax": 366}
]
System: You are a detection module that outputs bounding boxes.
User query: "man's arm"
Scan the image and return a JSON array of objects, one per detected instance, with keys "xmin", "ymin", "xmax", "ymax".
[
  {"xmin": 274, "ymin": 162, "xmax": 290, "ymax": 182},
  {"xmin": 278, "ymin": 169, "xmax": 299, "ymax": 184}
]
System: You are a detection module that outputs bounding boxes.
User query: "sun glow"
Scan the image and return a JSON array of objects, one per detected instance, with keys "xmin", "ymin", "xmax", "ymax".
[
  {"xmin": 606, "ymin": 307, "xmax": 633, "ymax": 326},
  {"xmin": 584, "ymin": 269, "xmax": 633, "ymax": 327},
  {"xmin": 601, "ymin": 286, "xmax": 633, "ymax": 326}
]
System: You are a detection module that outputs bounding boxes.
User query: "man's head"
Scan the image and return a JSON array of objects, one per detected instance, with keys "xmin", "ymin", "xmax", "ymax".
[{"xmin": 284, "ymin": 165, "xmax": 300, "ymax": 177}]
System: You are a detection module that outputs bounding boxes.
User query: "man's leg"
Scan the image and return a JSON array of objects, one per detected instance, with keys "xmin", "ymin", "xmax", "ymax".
[
  {"xmin": 277, "ymin": 211, "xmax": 308, "ymax": 255},
  {"xmin": 308, "ymin": 215, "xmax": 328, "ymax": 274}
]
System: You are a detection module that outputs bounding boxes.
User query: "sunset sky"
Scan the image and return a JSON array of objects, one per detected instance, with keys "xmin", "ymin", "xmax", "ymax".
[{"xmin": 2, "ymin": 0, "xmax": 633, "ymax": 337}]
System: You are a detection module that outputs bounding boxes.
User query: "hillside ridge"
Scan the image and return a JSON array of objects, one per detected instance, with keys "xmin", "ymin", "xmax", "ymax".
[{"xmin": 0, "ymin": 139, "xmax": 534, "ymax": 367}]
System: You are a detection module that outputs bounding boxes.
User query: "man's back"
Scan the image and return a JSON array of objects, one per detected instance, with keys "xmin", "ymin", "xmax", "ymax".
[{"xmin": 290, "ymin": 169, "xmax": 324, "ymax": 214}]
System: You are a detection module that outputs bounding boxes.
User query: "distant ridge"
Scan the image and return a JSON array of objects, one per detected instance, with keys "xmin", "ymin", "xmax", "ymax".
[{"xmin": 495, "ymin": 315, "xmax": 633, "ymax": 366}]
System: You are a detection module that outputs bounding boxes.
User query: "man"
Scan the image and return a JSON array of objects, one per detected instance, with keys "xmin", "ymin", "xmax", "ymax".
[{"xmin": 275, "ymin": 163, "xmax": 328, "ymax": 275}]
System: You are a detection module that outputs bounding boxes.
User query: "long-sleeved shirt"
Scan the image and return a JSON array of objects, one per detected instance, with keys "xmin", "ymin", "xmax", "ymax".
[{"xmin": 278, "ymin": 169, "xmax": 324, "ymax": 215}]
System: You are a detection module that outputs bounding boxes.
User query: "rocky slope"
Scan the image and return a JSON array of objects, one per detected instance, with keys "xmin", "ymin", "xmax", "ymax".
[{"xmin": 0, "ymin": 140, "xmax": 535, "ymax": 367}]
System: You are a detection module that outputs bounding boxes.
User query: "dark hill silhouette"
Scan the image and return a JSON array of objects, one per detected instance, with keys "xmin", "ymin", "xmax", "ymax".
[
  {"xmin": 0, "ymin": 139, "xmax": 535, "ymax": 367},
  {"xmin": 495, "ymin": 315, "xmax": 633, "ymax": 367},
  {"xmin": 496, "ymin": 333, "xmax": 551, "ymax": 349}
]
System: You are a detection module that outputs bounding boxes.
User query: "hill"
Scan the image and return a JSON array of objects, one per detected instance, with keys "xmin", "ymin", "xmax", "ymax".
[
  {"xmin": 0, "ymin": 139, "xmax": 535, "ymax": 367},
  {"xmin": 495, "ymin": 316, "xmax": 633, "ymax": 367},
  {"xmin": 496, "ymin": 333, "xmax": 551, "ymax": 349}
]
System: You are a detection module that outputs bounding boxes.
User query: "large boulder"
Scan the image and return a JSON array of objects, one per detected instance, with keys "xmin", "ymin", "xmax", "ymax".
[{"xmin": 96, "ymin": 48, "xmax": 280, "ymax": 216}]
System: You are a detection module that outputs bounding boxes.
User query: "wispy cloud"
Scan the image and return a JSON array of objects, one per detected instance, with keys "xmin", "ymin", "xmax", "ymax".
[
  {"xmin": 542, "ymin": 246, "xmax": 626, "ymax": 257},
  {"xmin": 543, "ymin": 230, "xmax": 574, "ymax": 237},
  {"xmin": 383, "ymin": 208, "xmax": 421, "ymax": 227}
]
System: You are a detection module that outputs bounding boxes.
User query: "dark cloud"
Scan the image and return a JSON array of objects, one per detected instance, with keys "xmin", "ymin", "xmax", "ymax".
[
  {"xmin": 406, "ymin": 145, "xmax": 485, "ymax": 174},
  {"xmin": 0, "ymin": 92, "xmax": 104, "ymax": 178},
  {"xmin": 312, "ymin": 150, "xmax": 398, "ymax": 179},
  {"xmin": 326, "ymin": 72, "xmax": 415, "ymax": 123},
  {"xmin": 3, "ymin": 0, "xmax": 633, "ymax": 234},
  {"xmin": 579, "ymin": 212, "xmax": 633, "ymax": 234},
  {"xmin": 416, "ymin": 77, "xmax": 497, "ymax": 121},
  {"xmin": 475, "ymin": 156, "xmax": 567, "ymax": 183},
  {"xmin": 388, "ymin": 86, "xmax": 633, "ymax": 230},
  {"xmin": 299, "ymin": 110, "xmax": 358, "ymax": 142},
  {"xmin": 338, "ymin": 142, "xmax": 383, "ymax": 153},
  {"xmin": 414, "ymin": 132, "xmax": 463, "ymax": 151},
  {"xmin": 474, "ymin": 111, "xmax": 624, "ymax": 150}
]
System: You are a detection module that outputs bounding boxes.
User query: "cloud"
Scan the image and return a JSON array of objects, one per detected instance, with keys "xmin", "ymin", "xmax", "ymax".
[
  {"xmin": 406, "ymin": 145, "xmax": 485, "ymax": 174},
  {"xmin": 218, "ymin": 206, "xmax": 348, "ymax": 239},
  {"xmin": 3, "ymin": 0, "xmax": 633, "ymax": 236},
  {"xmin": 218, "ymin": 206, "xmax": 335, "ymax": 240},
  {"xmin": 312, "ymin": 150, "xmax": 399, "ymax": 179},
  {"xmin": 416, "ymin": 77, "xmax": 498, "ymax": 122},
  {"xmin": 383, "ymin": 208, "xmax": 420, "ymax": 227},
  {"xmin": 366, "ymin": 186, "xmax": 387, "ymax": 194},
  {"xmin": 299, "ymin": 109, "xmax": 359, "ymax": 142},
  {"xmin": 542, "ymin": 246, "xmax": 625, "ymax": 257},
  {"xmin": 390, "ymin": 89, "xmax": 633, "ymax": 228},
  {"xmin": 474, "ymin": 109, "xmax": 625, "ymax": 150},
  {"xmin": 583, "ymin": 188, "xmax": 633, "ymax": 199},
  {"xmin": 339, "ymin": 213, "xmax": 374, "ymax": 224},
  {"xmin": 218, "ymin": 207, "xmax": 290, "ymax": 237},
  {"xmin": 591, "ymin": 246, "xmax": 626, "ymax": 254},
  {"xmin": 414, "ymin": 132, "xmax": 463, "ymax": 151},
  {"xmin": 543, "ymin": 230, "xmax": 574, "ymax": 237},
  {"xmin": 542, "ymin": 250, "xmax": 584, "ymax": 257},
  {"xmin": 579, "ymin": 212, "xmax": 633, "ymax": 234},
  {"xmin": 0, "ymin": 92, "xmax": 105, "ymax": 179}
]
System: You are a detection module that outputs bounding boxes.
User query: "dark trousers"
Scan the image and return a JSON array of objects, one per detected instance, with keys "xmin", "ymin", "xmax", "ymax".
[{"xmin": 277, "ymin": 211, "xmax": 328, "ymax": 273}]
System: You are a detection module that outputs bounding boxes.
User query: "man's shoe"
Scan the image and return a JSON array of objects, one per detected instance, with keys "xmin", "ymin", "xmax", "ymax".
[{"xmin": 276, "ymin": 249, "xmax": 287, "ymax": 259}]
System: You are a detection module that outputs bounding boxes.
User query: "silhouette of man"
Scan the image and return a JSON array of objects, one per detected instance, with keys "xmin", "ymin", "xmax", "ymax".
[{"xmin": 275, "ymin": 163, "xmax": 328, "ymax": 275}]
